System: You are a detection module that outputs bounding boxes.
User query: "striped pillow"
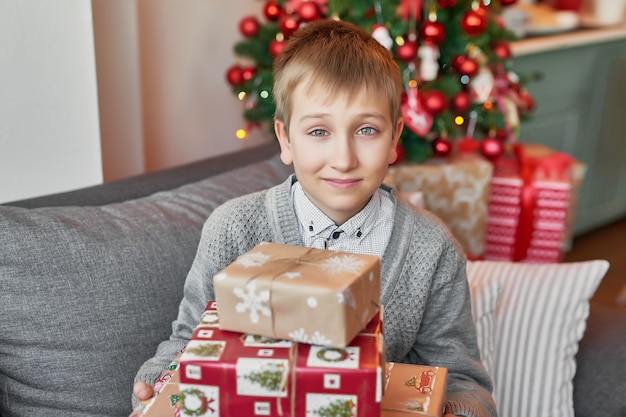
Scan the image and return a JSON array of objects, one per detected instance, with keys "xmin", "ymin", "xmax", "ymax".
[
  {"xmin": 468, "ymin": 277, "xmax": 501, "ymax": 383},
  {"xmin": 466, "ymin": 260, "xmax": 609, "ymax": 417}
]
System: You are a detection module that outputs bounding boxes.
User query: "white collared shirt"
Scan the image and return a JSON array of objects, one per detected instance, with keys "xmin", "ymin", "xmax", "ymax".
[{"xmin": 291, "ymin": 181, "xmax": 395, "ymax": 258}]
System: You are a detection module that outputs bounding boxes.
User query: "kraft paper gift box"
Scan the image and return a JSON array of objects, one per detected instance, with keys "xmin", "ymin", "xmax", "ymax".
[
  {"xmin": 381, "ymin": 362, "xmax": 447, "ymax": 417},
  {"xmin": 484, "ymin": 143, "xmax": 584, "ymax": 263},
  {"xmin": 386, "ymin": 153, "xmax": 493, "ymax": 259},
  {"xmin": 214, "ymin": 242, "xmax": 380, "ymax": 348},
  {"xmin": 177, "ymin": 301, "xmax": 385, "ymax": 417}
]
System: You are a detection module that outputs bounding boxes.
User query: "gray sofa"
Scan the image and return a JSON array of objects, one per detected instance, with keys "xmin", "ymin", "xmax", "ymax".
[{"xmin": 1, "ymin": 141, "xmax": 625, "ymax": 417}]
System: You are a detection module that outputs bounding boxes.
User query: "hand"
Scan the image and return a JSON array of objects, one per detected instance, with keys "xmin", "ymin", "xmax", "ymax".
[{"xmin": 133, "ymin": 381, "xmax": 154, "ymax": 403}]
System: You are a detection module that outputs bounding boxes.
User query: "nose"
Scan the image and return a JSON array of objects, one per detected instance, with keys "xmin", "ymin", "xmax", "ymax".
[{"xmin": 329, "ymin": 134, "xmax": 358, "ymax": 172}]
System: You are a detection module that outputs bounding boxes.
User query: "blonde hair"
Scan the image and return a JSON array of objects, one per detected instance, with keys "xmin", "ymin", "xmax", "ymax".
[{"xmin": 272, "ymin": 19, "xmax": 403, "ymax": 133}]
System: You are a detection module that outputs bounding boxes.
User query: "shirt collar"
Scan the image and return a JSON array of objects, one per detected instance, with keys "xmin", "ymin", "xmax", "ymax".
[{"xmin": 292, "ymin": 181, "xmax": 381, "ymax": 242}]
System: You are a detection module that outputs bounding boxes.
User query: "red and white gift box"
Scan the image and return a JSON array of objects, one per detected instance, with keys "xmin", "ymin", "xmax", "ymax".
[
  {"xmin": 485, "ymin": 144, "xmax": 581, "ymax": 263},
  {"xmin": 177, "ymin": 301, "xmax": 385, "ymax": 417}
]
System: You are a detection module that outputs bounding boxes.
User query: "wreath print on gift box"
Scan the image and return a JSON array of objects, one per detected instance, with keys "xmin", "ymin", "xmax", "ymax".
[
  {"xmin": 179, "ymin": 388, "xmax": 217, "ymax": 417},
  {"xmin": 307, "ymin": 346, "xmax": 360, "ymax": 369}
]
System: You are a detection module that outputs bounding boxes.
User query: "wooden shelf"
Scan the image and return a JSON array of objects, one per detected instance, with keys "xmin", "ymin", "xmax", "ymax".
[{"xmin": 512, "ymin": 22, "xmax": 626, "ymax": 56}]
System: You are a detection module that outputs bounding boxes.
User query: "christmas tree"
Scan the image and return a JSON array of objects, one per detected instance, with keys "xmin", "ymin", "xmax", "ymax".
[{"xmin": 226, "ymin": 0, "xmax": 535, "ymax": 163}]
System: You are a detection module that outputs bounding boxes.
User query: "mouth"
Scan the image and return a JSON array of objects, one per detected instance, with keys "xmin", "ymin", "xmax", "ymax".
[{"xmin": 324, "ymin": 178, "xmax": 361, "ymax": 189}]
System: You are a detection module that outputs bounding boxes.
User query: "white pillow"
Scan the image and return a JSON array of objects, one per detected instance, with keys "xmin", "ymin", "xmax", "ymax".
[
  {"xmin": 468, "ymin": 277, "xmax": 501, "ymax": 383},
  {"xmin": 466, "ymin": 260, "xmax": 609, "ymax": 417}
]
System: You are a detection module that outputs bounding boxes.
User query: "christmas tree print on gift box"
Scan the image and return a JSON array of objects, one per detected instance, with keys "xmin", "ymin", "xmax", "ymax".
[
  {"xmin": 177, "ymin": 301, "xmax": 385, "ymax": 417},
  {"xmin": 213, "ymin": 242, "xmax": 381, "ymax": 348}
]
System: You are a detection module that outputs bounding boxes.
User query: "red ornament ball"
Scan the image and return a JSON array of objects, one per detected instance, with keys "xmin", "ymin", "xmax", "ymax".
[
  {"xmin": 461, "ymin": 9, "xmax": 489, "ymax": 36},
  {"xmin": 239, "ymin": 16, "xmax": 260, "ymax": 37},
  {"xmin": 422, "ymin": 90, "xmax": 448, "ymax": 116},
  {"xmin": 269, "ymin": 39, "xmax": 286, "ymax": 57},
  {"xmin": 298, "ymin": 2, "xmax": 321, "ymax": 22},
  {"xmin": 226, "ymin": 65, "xmax": 244, "ymax": 86},
  {"xmin": 480, "ymin": 137, "xmax": 504, "ymax": 161},
  {"xmin": 493, "ymin": 41, "xmax": 512, "ymax": 59},
  {"xmin": 433, "ymin": 137, "xmax": 453, "ymax": 158},
  {"xmin": 437, "ymin": 0, "xmax": 457, "ymax": 8},
  {"xmin": 263, "ymin": 1, "xmax": 282, "ymax": 21},
  {"xmin": 451, "ymin": 91, "xmax": 471, "ymax": 113},
  {"xmin": 419, "ymin": 21, "xmax": 446, "ymax": 44},
  {"xmin": 241, "ymin": 66, "xmax": 256, "ymax": 82},
  {"xmin": 396, "ymin": 40, "xmax": 418, "ymax": 62},
  {"xmin": 280, "ymin": 16, "xmax": 300, "ymax": 37},
  {"xmin": 500, "ymin": 0, "xmax": 518, "ymax": 5},
  {"xmin": 453, "ymin": 55, "xmax": 479, "ymax": 78},
  {"xmin": 519, "ymin": 90, "xmax": 535, "ymax": 112}
]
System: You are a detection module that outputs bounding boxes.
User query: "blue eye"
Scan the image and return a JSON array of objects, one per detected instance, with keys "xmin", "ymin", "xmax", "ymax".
[
  {"xmin": 309, "ymin": 129, "xmax": 328, "ymax": 137},
  {"xmin": 358, "ymin": 127, "xmax": 377, "ymax": 136}
]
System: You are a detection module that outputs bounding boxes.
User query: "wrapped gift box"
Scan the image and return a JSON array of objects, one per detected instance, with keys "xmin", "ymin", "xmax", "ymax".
[
  {"xmin": 484, "ymin": 144, "xmax": 584, "ymax": 263},
  {"xmin": 381, "ymin": 362, "xmax": 447, "ymax": 417},
  {"xmin": 214, "ymin": 242, "xmax": 380, "ymax": 348},
  {"xmin": 178, "ymin": 301, "xmax": 384, "ymax": 417},
  {"xmin": 387, "ymin": 153, "xmax": 493, "ymax": 259},
  {"xmin": 130, "ymin": 354, "xmax": 182, "ymax": 417}
]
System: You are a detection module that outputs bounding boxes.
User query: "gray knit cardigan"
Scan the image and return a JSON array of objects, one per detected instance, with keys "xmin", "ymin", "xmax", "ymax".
[{"xmin": 135, "ymin": 175, "xmax": 497, "ymax": 417}]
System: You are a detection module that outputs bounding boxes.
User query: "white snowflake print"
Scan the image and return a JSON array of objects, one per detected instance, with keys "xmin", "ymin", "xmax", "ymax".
[
  {"xmin": 282, "ymin": 271, "xmax": 301, "ymax": 279},
  {"xmin": 233, "ymin": 281, "xmax": 271, "ymax": 324},
  {"xmin": 309, "ymin": 331, "xmax": 332, "ymax": 346},
  {"xmin": 214, "ymin": 272, "xmax": 227, "ymax": 281},
  {"xmin": 288, "ymin": 328, "xmax": 309, "ymax": 343},
  {"xmin": 236, "ymin": 252, "xmax": 271, "ymax": 268},
  {"xmin": 321, "ymin": 255, "xmax": 366, "ymax": 274}
]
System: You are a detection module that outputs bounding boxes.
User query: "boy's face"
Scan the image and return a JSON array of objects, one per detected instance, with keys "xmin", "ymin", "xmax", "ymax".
[{"xmin": 275, "ymin": 82, "xmax": 403, "ymax": 226}]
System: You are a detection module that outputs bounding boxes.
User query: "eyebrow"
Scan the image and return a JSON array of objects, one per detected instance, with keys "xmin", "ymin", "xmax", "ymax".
[{"xmin": 298, "ymin": 112, "xmax": 387, "ymax": 122}]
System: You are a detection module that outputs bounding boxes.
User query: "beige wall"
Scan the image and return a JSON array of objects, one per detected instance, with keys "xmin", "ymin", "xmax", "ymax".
[{"xmin": 95, "ymin": 0, "xmax": 272, "ymax": 182}]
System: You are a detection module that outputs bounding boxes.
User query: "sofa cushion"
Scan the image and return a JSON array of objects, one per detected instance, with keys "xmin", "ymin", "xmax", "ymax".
[
  {"xmin": 467, "ymin": 277, "xmax": 501, "ymax": 384},
  {"xmin": 466, "ymin": 260, "xmax": 610, "ymax": 417},
  {"xmin": 0, "ymin": 154, "xmax": 292, "ymax": 417}
]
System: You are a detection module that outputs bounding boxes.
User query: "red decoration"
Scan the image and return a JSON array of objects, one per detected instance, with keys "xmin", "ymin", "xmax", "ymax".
[
  {"xmin": 457, "ymin": 136, "xmax": 480, "ymax": 153},
  {"xmin": 263, "ymin": 1, "xmax": 282, "ymax": 21},
  {"xmin": 493, "ymin": 41, "xmax": 512, "ymax": 60},
  {"xmin": 461, "ymin": 9, "xmax": 488, "ymax": 36},
  {"xmin": 451, "ymin": 91, "xmax": 471, "ymax": 113},
  {"xmin": 280, "ymin": 16, "xmax": 300, "ymax": 36},
  {"xmin": 392, "ymin": 143, "xmax": 405, "ymax": 165},
  {"xmin": 500, "ymin": 0, "xmax": 518, "ymax": 5},
  {"xmin": 402, "ymin": 86, "xmax": 434, "ymax": 136},
  {"xmin": 226, "ymin": 65, "xmax": 244, "ymax": 86},
  {"xmin": 269, "ymin": 39, "xmax": 286, "ymax": 57},
  {"xmin": 519, "ymin": 90, "xmax": 535, "ymax": 112},
  {"xmin": 298, "ymin": 2, "xmax": 321, "ymax": 21},
  {"xmin": 400, "ymin": 0, "xmax": 424, "ymax": 21},
  {"xmin": 480, "ymin": 137, "xmax": 504, "ymax": 161},
  {"xmin": 419, "ymin": 21, "xmax": 446, "ymax": 44},
  {"xmin": 239, "ymin": 16, "xmax": 260, "ymax": 37},
  {"xmin": 421, "ymin": 90, "xmax": 448, "ymax": 116},
  {"xmin": 396, "ymin": 40, "xmax": 418, "ymax": 63},
  {"xmin": 454, "ymin": 56, "xmax": 479, "ymax": 77},
  {"xmin": 241, "ymin": 66, "xmax": 256, "ymax": 82},
  {"xmin": 437, "ymin": 0, "xmax": 457, "ymax": 8},
  {"xmin": 432, "ymin": 137, "xmax": 453, "ymax": 157}
]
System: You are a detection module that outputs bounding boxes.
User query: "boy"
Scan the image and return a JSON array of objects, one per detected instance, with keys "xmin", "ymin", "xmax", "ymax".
[{"xmin": 134, "ymin": 19, "xmax": 496, "ymax": 417}]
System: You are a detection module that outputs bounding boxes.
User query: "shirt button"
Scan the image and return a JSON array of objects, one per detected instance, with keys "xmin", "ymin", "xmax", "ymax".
[{"xmin": 332, "ymin": 231, "xmax": 341, "ymax": 239}]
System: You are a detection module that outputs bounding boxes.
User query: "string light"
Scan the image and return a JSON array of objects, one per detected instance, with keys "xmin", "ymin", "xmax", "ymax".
[
  {"xmin": 236, "ymin": 129, "xmax": 247, "ymax": 139},
  {"xmin": 455, "ymin": 116, "xmax": 465, "ymax": 126}
]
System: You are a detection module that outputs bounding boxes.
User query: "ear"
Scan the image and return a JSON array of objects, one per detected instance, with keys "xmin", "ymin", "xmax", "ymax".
[
  {"xmin": 274, "ymin": 119, "xmax": 293, "ymax": 165},
  {"xmin": 388, "ymin": 117, "xmax": 404, "ymax": 164}
]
